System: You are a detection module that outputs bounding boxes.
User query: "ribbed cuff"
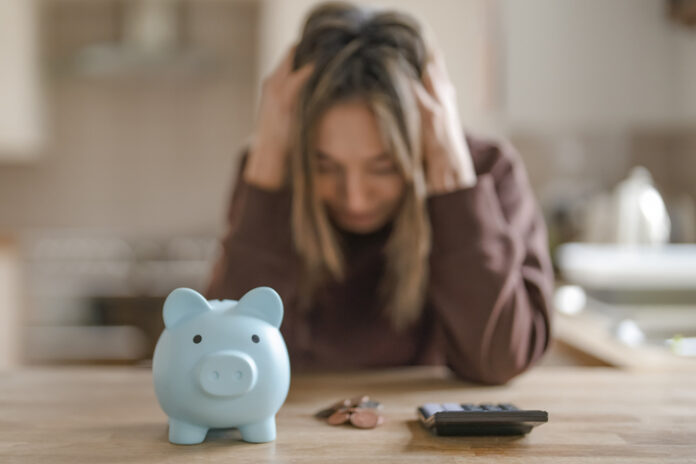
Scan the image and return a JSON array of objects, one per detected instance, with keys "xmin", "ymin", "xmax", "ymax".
[{"xmin": 426, "ymin": 174, "xmax": 509, "ymax": 255}]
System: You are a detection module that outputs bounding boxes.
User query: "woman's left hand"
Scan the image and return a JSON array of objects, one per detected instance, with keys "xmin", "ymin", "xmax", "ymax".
[{"xmin": 411, "ymin": 47, "xmax": 477, "ymax": 195}]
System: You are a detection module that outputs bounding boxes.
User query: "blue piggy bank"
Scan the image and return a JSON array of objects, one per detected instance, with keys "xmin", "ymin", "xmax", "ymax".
[{"xmin": 152, "ymin": 287, "xmax": 290, "ymax": 445}]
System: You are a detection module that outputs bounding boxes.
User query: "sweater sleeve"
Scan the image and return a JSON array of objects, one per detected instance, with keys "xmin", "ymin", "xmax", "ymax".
[
  {"xmin": 204, "ymin": 149, "xmax": 300, "ymax": 307},
  {"xmin": 426, "ymin": 139, "xmax": 554, "ymax": 385}
]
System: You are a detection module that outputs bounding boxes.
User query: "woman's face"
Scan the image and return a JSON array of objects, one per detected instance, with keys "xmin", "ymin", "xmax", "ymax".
[{"xmin": 313, "ymin": 99, "xmax": 406, "ymax": 234}]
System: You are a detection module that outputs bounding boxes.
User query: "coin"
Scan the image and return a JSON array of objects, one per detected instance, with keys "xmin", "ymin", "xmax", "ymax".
[
  {"xmin": 349, "ymin": 408, "xmax": 384, "ymax": 429},
  {"xmin": 315, "ymin": 398, "xmax": 352, "ymax": 418},
  {"xmin": 315, "ymin": 407, "xmax": 336, "ymax": 418},
  {"xmin": 358, "ymin": 400, "xmax": 382, "ymax": 410},
  {"xmin": 327, "ymin": 409, "xmax": 352, "ymax": 425},
  {"xmin": 317, "ymin": 395, "xmax": 385, "ymax": 428},
  {"xmin": 334, "ymin": 398, "xmax": 353, "ymax": 409},
  {"xmin": 349, "ymin": 394, "xmax": 370, "ymax": 407}
]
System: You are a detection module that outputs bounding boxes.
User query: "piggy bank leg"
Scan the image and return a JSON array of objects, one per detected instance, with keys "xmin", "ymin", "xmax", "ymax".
[
  {"xmin": 168, "ymin": 417, "xmax": 208, "ymax": 445},
  {"xmin": 239, "ymin": 416, "xmax": 276, "ymax": 443}
]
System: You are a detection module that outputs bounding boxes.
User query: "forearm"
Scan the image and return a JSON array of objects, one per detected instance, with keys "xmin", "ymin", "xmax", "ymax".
[
  {"xmin": 430, "ymin": 246, "xmax": 551, "ymax": 385},
  {"xmin": 242, "ymin": 142, "xmax": 289, "ymax": 191},
  {"xmin": 427, "ymin": 174, "xmax": 553, "ymax": 385},
  {"xmin": 425, "ymin": 146, "xmax": 478, "ymax": 194}
]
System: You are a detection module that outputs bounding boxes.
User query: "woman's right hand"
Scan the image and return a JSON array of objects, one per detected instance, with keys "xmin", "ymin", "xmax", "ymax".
[{"xmin": 244, "ymin": 43, "xmax": 315, "ymax": 190}]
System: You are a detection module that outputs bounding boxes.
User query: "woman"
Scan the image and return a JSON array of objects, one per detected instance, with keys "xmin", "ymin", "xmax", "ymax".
[{"xmin": 205, "ymin": 1, "xmax": 554, "ymax": 385}]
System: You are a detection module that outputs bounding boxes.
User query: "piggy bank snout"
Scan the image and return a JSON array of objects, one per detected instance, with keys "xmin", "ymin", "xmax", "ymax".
[{"xmin": 197, "ymin": 351, "xmax": 258, "ymax": 397}]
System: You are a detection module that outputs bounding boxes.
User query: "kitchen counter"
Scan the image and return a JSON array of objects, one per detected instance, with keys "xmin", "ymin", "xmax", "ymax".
[{"xmin": 1, "ymin": 365, "xmax": 695, "ymax": 463}]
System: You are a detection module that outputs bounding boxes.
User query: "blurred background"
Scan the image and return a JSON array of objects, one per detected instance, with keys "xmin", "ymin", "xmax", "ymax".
[{"xmin": 1, "ymin": 0, "xmax": 695, "ymax": 369}]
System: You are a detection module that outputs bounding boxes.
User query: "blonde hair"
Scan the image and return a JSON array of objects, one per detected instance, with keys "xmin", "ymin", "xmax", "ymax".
[{"xmin": 290, "ymin": 1, "xmax": 432, "ymax": 330}]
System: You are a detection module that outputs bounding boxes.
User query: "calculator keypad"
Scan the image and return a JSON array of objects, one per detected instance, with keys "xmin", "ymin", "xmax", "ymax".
[
  {"xmin": 421, "ymin": 402, "xmax": 520, "ymax": 418},
  {"xmin": 417, "ymin": 402, "xmax": 547, "ymax": 436}
]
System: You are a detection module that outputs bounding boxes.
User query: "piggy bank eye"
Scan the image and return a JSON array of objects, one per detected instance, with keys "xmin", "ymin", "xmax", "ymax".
[
  {"xmin": 251, "ymin": 334, "xmax": 260, "ymax": 344},
  {"xmin": 193, "ymin": 334, "xmax": 202, "ymax": 344}
]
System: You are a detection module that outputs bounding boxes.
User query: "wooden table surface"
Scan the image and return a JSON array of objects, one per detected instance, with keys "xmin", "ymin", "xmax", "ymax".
[{"xmin": 1, "ymin": 365, "xmax": 695, "ymax": 463}]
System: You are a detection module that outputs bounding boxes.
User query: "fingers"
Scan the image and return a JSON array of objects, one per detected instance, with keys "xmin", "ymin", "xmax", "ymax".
[
  {"xmin": 420, "ymin": 46, "xmax": 445, "ymax": 99},
  {"xmin": 423, "ymin": 38, "xmax": 453, "ymax": 88},
  {"xmin": 274, "ymin": 41, "xmax": 314, "ymax": 84},
  {"xmin": 263, "ymin": 42, "xmax": 314, "ymax": 110},
  {"xmin": 430, "ymin": 46, "xmax": 449, "ymax": 81},
  {"xmin": 286, "ymin": 61, "xmax": 315, "ymax": 99},
  {"xmin": 419, "ymin": 47, "xmax": 456, "ymax": 111},
  {"xmin": 421, "ymin": 63, "xmax": 437, "ymax": 99},
  {"xmin": 411, "ymin": 78, "xmax": 440, "ymax": 118},
  {"xmin": 424, "ymin": 34, "xmax": 449, "ymax": 76},
  {"xmin": 277, "ymin": 42, "xmax": 298, "ymax": 78}
]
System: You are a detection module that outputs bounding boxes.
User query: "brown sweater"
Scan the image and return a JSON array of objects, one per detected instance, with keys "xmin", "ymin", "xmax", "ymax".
[{"xmin": 205, "ymin": 133, "xmax": 554, "ymax": 385}]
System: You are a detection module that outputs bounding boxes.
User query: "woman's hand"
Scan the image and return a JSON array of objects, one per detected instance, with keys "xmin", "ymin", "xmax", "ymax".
[
  {"xmin": 411, "ymin": 47, "xmax": 477, "ymax": 195},
  {"xmin": 244, "ymin": 43, "xmax": 315, "ymax": 190}
]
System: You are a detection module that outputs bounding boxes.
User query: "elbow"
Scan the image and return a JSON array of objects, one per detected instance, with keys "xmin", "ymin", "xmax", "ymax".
[
  {"xmin": 448, "ymin": 361, "xmax": 528, "ymax": 386},
  {"xmin": 472, "ymin": 340, "xmax": 550, "ymax": 386},
  {"xmin": 476, "ymin": 363, "xmax": 532, "ymax": 386},
  {"xmin": 445, "ymin": 292, "xmax": 553, "ymax": 386},
  {"xmin": 447, "ymin": 338, "xmax": 549, "ymax": 386}
]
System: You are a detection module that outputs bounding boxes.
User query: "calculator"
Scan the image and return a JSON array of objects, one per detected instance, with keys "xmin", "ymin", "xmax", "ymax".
[{"xmin": 417, "ymin": 403, "xmax": 548, "ymax": 436}]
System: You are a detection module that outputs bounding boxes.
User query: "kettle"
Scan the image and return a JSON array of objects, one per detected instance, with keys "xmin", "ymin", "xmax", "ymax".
[{"xmin": 614, "ymin": 166, "xmax": 671, "ymax": 245}]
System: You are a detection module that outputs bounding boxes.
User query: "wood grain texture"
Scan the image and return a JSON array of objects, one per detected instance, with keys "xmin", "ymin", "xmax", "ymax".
[{"xmin": 1, "ymin": 365, "xmax": 695, "ymax": 463}]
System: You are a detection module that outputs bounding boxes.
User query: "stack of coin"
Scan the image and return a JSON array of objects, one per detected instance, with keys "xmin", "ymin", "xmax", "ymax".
[{"xmin": 315, "ymin": 394, "xmax": 385, "ymax": 429}]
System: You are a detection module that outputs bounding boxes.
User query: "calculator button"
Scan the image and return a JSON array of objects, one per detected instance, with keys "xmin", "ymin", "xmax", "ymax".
[
  {"xmin": 498, "ymin": 403, "xmax": 519, "ymax": 411},
  {"xmin": 442, "ymin": 403, "xmax": 464, "ymax": 411},
  {"xmin": 420, "ymin": 403, "xmax": 443, "ymax": 418}
]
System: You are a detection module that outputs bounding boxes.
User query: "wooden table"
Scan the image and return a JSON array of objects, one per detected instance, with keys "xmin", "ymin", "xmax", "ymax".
[{"xmin": 1, "ymin": 365, "xmax": 695, "ymax": 463}]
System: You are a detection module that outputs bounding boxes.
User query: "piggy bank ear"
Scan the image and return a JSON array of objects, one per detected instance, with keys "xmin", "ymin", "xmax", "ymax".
[
  {"xmin": 163, "ymin": 288, "xmax": 210, "ymax": 328},
  {"xmin": 235, "ymin": 286, "xmax": 284, "ymax": 328}
]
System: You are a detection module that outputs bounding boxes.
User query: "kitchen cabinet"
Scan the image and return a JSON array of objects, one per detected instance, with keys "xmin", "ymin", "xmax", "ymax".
[{"xmin": 0, "ymin": 0, "xmax": 44, "ymax": 161}]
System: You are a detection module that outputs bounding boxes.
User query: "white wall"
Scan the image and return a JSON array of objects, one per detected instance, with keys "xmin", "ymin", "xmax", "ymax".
[{"xmin": 502, "ymin": 0, "xmax": 691, "ymax": 132}]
